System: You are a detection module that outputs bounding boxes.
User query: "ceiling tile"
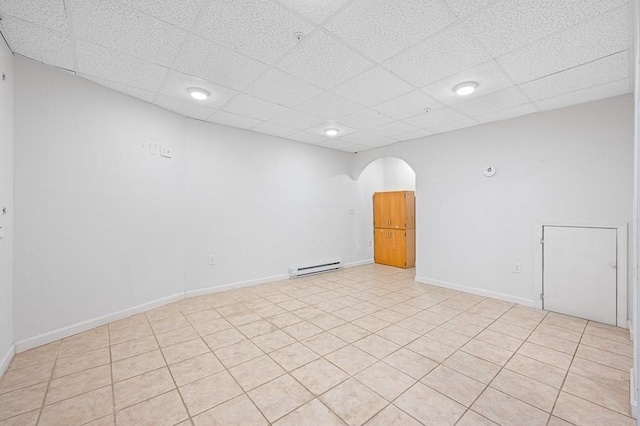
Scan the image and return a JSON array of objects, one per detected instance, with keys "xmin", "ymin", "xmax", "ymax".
[
  {"xmin": 76, "ymin": 40, "xmax": 169, "ymax": 92},
  {"xmin": 296, "ymin": 92, "xmax": 362, "ymax": 120},
  {"xmin": 0, "ymin": 0, "xmax": 68, "ymax": 33},
  {"xmin": 338, "ymin": 131, "xmax": 397, "ymax": 146},
  {"xmin": 332, "ymin": 67, "xmax": 414, "ymax": 107},
  {"xmin": 394, "ymin": 128, "xmax": 434, "ymax": 141},
  {"xmin": 520, "ymin": 51, "xmax": 629, "ymax": 101},
  {"xmin": 307, "ymin": 122, "xmax": 358, "ymax": 138},
  {"xmin": 276, "ymin": 0, "xmax": 349, "ymax": 23},
  {"xmin": 454, "ymin": 86, "xmax": 530, "ymax": 116},
  {"xmin": 444, "ymin": 0, "xmax": 495, "ymax": 18},
  {"xmin": 429, "ymin": 117, "xmax": 480, "ymax": 134},
  {"xmin": 195, "ymin": 0, "xmax": 313, "ymax": 64},
  {"xmin": 68, "ymin": 0, "xmax": 187, "ymax": 67},
  {"xmin": 287, "ymin": 132, "xmax": 327, "ymax": 144},
  {"xmin": 474, "ymin": 103, "xmax": 538, "ymax": 123},
  {"xmin": 252, "ymin": 122, "xmax": 298, "ymax": 138},
  {"xmin": 207, "ymin": 110, "xmax": 262, "ymax": 129},
  {"xmin": 498, "ymin": 6, "xmax": 629, "ymax": 84},
  {"xmin": 373, "ymin": 90, "xmax": 443, "ymax": 120},
  {"xmin": 269, "ymin": 109, "xmax": 325, "ymax": 131},
  {"xmin": 337, "ymin": 108, "xmax": 395, "ymax": 130},
  {"xmin": 371, "ymin": 121, "xmax": 420, "ymax": 137},
  {"xmin": 0, "ymin": 16, "xmax": 74, "ymax": 70},
  {"xmin": 82, "ymin": 75, "xmax": 157, "ymax": 103},
  {"xmin": 404, "ymin": 107, "xmax": 466, "ymax": 128},
  {"xmin": 463, "ymin": 0, "xmax": 627, "ymax": 56},
  {"xmin": 423, "ymin": 61, "xmax": 513, "ymax": 105},
  {"xmin": 326, "ymin": 0, "xmax": 454, "ymax": 62},
  {"xmin": 155, "ymin": 94, "xmax": 218, "ymax": 120},
  {"xmin": 244, "ymin": 68, "xmax": 323, "ymax": 108},
  {"xmin": 222, "ymin": 94, "xmax": 287, "ymax": 121},
  {"xmin": 535, "ymin": 78, "xmax": 631, "ymax": 111},
  {"xmin": 117, "ymin": 0, "xmax": 203, "ymax": 30},
  {"xmin": 277, "ymin": 29, "xmax": 373, "ymax": 89},
  {"xmin": 174, "ymin": 35, "xmax": 268, "ymax": 91},
  {"xmin": 316, "ymin": 139, "xmax": 360, "ymax": 152},
  {"xmin": 385, "ymin": 25, "xmax": 490, "ymax": 87},
  {"xmin": 160, "ymin": 70, "xmax": 237, "ymax": 109}
]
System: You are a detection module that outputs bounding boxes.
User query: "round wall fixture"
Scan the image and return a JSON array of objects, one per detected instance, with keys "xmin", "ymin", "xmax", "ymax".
[{"xmin": 483, "ymin": 165, "xmax": 496, "ymax": 177}]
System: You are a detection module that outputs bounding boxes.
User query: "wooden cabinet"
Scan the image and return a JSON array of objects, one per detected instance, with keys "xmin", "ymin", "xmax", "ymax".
[{"xmin": 373, "ymin": 191, "xmax": 415, "ymax": 269}]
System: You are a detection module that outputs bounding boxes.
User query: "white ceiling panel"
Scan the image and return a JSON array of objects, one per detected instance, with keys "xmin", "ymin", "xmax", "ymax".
[
  {"xmin": 195, "ymin": 0, "xmax": 313, "ymax": 65},
  {"xmin": 307, "ymin": 122, "xmax": 358, "ymax": 138},
  {"xmin": 338, "ymin": 131, "xmax": 397, "ymax": 146},
  {"xmin": 161, "ymin": 70, "xmax": 237, "ymax": 109},
  {"xmin": 373, "ymin": 91, "xmax": 443, "ymax": 120},
  {"xmin": 252, "ymin": 122, "xmax": 298, "ymax": 138},
  {"xmin": 385, "ymin": 25, "xmax": 490, "ymax": 87},
  {"xmin": 76, "ymin": 41, "xmax": 169, "ymax": 92},
  {"xmin": 429, "ymin": 117, "xmax": 479, "ymax": 134},
  {"xmin": 278, "ymin": 30, "xmax": 374, "ymax": 89},
  {"xmin": 0, "ymin": 0, "xmax": 68, "ymax": 33},
  {"xmin": 326, "ymin": 0, "xmax": 454, "ymax": 62},
  {"xmin": 520, "ymin": 51, "xmax": 629, "ymax": 101},
  {"xmin": 244, "ymin": 68, "xmax": 323, "ymax": 108},
  {"xmin": 269, "ymin": 109, "xmax": 325, "ymax": 131},
  {"xmin": 536, "ymin": 78, "xmax": 631, "ymax": 111},
  {"xmin": 316, "ymin": 139, "xmax": 361, "ymax": 152},
  {"xmin": 68, "ymin": 0, "xmax": 187, "ymax": 67},
  {"xmin": 464, "ymin": 0, "xmax": 627, "ymax": 56},
  {"xmin": 174, "ymin": 35, "xmax": 268, "ymax": 91},
  {"xmin": 223, "ymin": 94, "xmax": 287, "ymax": 121},
  {"xmin": 337, "ymin": 108, "xmax": 395, "ymax": 130},
  {"xmin": 332, "ymin": 67, "xmax": 414, "ymax": 107},
  {"xmin": 0, "ymin": 16, "xmax": 74, "ymax": 70},
  {"xmin": 207, "ymin": 110, "xmax": 262, "ymax": 129},
  {"xmin": 454, "ymin": 86, "xmax": 530, "ymax": 116},
  {"xmin": 155, "ymin": 94, "xmax": 218, "ymax": 120},
  {"xmin": 287, "ymin": 132, "xmax": 327, "ymax": 144},
  {"xmin": 474, "ymin": 103, "xmax": 538, "ymax": 123},
  {"xmin": 423, "ymin": 61, "xmax": 513, "ymax": 105},
  {"xmin": 297, "ymin": 92, "xmax": 362, "ymax": 120},
  {"xmin": 276, "ymin": 0, "xmax": 349, "ymax": 24},
  {"xmin": 118, "ymin": 0, "xmax": 203, "ymax": 30},
  {"xmin": 394, "ymin": 128, "xmax": 434, "ymax": 141},
  {"xmin": 497, "ymin": 6, "xmax": 629, "ymax": 84},
  {"xmin": 371, "ymin": 121, "xmax": 420, "ymax": 137},
  {"xmin": 82, "ymin": 75, "xmax": 157, "ymax": 103},
  {"xmin": 444, "ymin": 0, "xmax": 495, "ymax": 19},
  {"xmin": 404, "ymin": 107, "xmax": 467, "ymax": 129}
]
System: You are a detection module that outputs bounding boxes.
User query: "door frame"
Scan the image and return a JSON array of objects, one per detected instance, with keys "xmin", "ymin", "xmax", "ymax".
[{"xmin": 533, "ymin": 222, "xmax": 628, "ymax": 328}]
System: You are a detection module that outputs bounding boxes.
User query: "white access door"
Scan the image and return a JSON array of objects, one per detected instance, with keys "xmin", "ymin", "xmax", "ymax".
[{"xmin": 543, "ymin": 226, "xmax": 617, "ymax": 325}]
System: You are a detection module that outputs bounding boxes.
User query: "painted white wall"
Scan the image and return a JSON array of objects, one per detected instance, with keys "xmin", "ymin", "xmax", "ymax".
[
  {"xmin": 354, "ymin": 95, "xmax": 634, "ymax": 308},
  {"xmin": 0, "ymin": 40, "xmax": 14, "ymax": 369},
  {"xmin": 383, "ymin": 157, "xmax": 416, "ymax": 191}
]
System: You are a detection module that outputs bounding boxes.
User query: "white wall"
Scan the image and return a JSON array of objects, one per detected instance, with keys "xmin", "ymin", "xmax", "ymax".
[
  {"xmin": 354, "ymin": 95, "xmax": 634, "ymax": 308},
  {"xmin": 0, "ymin": 40, "xmax": 14, "ymax": 370},
  {"xmin": 383, "ymin": 157, "xmax": 416, "ymax": 191}
]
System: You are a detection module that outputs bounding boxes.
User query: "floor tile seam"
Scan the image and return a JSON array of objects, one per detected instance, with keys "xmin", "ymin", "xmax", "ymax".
[{"xmin": 33, "ymin": 338, "xmax": 63, "ymax": 425}]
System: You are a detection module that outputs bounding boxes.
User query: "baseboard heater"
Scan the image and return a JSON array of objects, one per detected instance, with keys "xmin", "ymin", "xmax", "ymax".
[{"xmin": 289, "ymin": 261, "xmax": 343, "ymax": 278}]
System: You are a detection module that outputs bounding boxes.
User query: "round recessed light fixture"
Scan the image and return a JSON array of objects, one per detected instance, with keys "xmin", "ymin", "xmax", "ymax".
[
  {"xmin": 453, "ymin": 82, "xmax": 478, "ymax": 96},
  {"xmin": 187, "ymin": 87, "xmax": 210, "ymax": 100},
  {"xmin": 324, "ymin": 128, "xmax": 340, "ymax": 137}
]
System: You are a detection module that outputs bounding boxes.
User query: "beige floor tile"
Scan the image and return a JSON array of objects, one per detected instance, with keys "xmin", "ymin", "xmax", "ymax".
[
  {"xmin": 504, "ymin": 354, "xmax": 566, "ymax": 388},
  {"xmin": 248, "ymin": 374, "xmax": 313, "ymax": 422},
  {"xmin": 562, "ymin": 372, "xmax": 630, "ymax": 415},
  {"xmin": 490, "ymin": 369, "xmax": 558, "ymax": 412},
  {"xmin": 59, "ymin": 327, "xmax": 110, "ymax": 358},
  {"xmin": 308, "ymin": 313, "xmax": 347, "ymax": 330},
  {"xmin": 110, "ymin": 336, "xmax": 158, "ymax": 362},
  {"xmin": 292, "ymin": 306, "xmax": 326, "ymax": 320},
  {"xmin": 475, "ymin": 329, "xmax": 523, "ymax": 351},
  {"xmin": 7, "ymin": 341, "xmax": 60, "ymax": 371},
  {"xmin": 39, "ymin": 386, "xmax": 113, "ymax": 426},
  {"xmin": 112, "ymin": 349, "xmax": 166, "ymax": 382},
  {"xmin": 580, "ymin": 334, "xmax": 632, "ymax": 358},
  {"xmin": 162, "ymin": 338, "xmax": 210, "ymax": 365},
  {"xmin": 184, "ymin": 309, "xmax": 221, "ymax": 324},
  {"xmin": 542, "ymin": 313, "xmax": 586, "ymax": 332},
  {"xmin": 320, "ymin": 378, "xmax": 387, "ymax": 426},
  {"xmin": 443, "ymin": 351, "xmax": 500, "ymax": 384},
  {"xmin": 575, "ymin": 344, "xmax": 633, "ymax": 371},
  {"xmin": 395, "ymin": 382, "xmax": 465, "ymax": 425},
  {"xmin": 0, "ymin": 361, "xmax": 54, "ymax": 394},
  {"xmin": 383, "ymin": 348, "xmax": 438, "ymax": 379},
  {"xmin": 302, "ymin": 332, "xmax": 347, "ymax": 356},
  {"xmin": 395, "ymin": 317, "xmax": 437, "ymax": 334},
  {"xmin": 228, "ymin": 312, "xmax": 262, "ymax": 327},
  {"xmin": 202, "ymin": 328, "xmax": 245, "ymax": 352},
  {"xmin": 547, "ymin": 415, "xmax": 574, "ymax": 426},
  {"xmin": 569, "ymin": 357, "xmax": 629, "ymax": 390},
  {"xmin": 192, "ymin": 394, "xmax": 267, "ymax": 426},
  {"xmin": 329, "ymin": 323, "xmax": 371, "ymax": 343},
  {"xmin": 150, "ymin": 316, "xmax": 191, "ymax": 334},
  {"xmin": 282, "ymin": 321, "xmax": 323, "ymax": 340},
  {"xmin": 54, "ymin": 347, "xmax": 107, "ymax": 380},
  {"xmin": 425, "ymin": 327, "xmax": 471, "ymax": 349},
  {"xmin": 237, "ymin": 320, "xmax": 278, "ymax": 338},
  {"xmin": 536, "ymin": 323, "xmax": 583, "ymax": 343},
  {"xmin": 116, "ymin": 390, "xmax": 188, "ymax": 426},
  {"xmin": 528, "ymin": 331, "xmax": 578, "ymax": 355},
  {"xmin": 109, "ymin": 323, "xmax": 154, "ymax": 346},
  {"xmin": 388, "ymin": 303, "xmax": 423, "ymax": 316},
  {"xmin": 365, "ymin": 405, "xmax": 420, "ymax": 426},
  {"xmin": 252, "ymin": 330, "xmax": 297, "ymax": 353},
  {"xmin": 421, "ymin": 365, "xmax": 485, "ymax": 407},
  {"xmin": 192, "ymin": 318, "xmax": 233, "ymax": 336},
  {"xmin": 375, "ymin": 325, "xmax": 420, "ymax": 346},
  {"xmin": 270, "ymin": 342, "xmax": 319, "ymax": 371},
  {"xmin": 353, "ymin": 335, "xmax": 400, "ymax": 359},
  {"xmin": 325, "ymin": 345, "xmax": 377, "ymax": 376},
  {"xmin": 553, "ymin": 391, "xmax": 634, "ymax": 425},
  {"xmin": 229, "ymin": 355, "xmax": 286, "ymax": 391},
  {"xmin": 406, "ymin": 336, "xmax": 457, "ymax": 363},
  {"xmin": 169, "ymin": 352, "xmax": 225, "ymax": 386},
  {"xmin": 179, "ymin": 370, "xmax": 243, "ymax": 416},
  {"xmin": 0, "ymin": 409, "xmax": 39, "ymax": 426},
  {"xmin": 267, "ymin": 312, "xmax": 304, "ymax": 328},
  {"xmin": 46, "ymin": 364, "xmax": 112, "ymax": 405},
  {"xmin": 155, "ymin": 326, "xmax": 199, "ymax": 348},
  {"xmin": 355, "ymin": 362, "xmax": 415, "ymax": 401},
  {"xmin": 371, "ymin": 309, "xmax": 406, "ymax": 324},
  {"xmin": 214, "ymin": 340, "xmax": 264, "ymax": 368},
  {"xmin": 333, "ymin": 307, "xmax": 368, "ymax": 322},
  {"xmin": 279, "ymin": 300, "xmax": 308, "ymax": 312},
  {"xmin": 84, "ymin": 414, "xmax": 115, "ymax": 426},
  {"xmin": 456, "ymin": 411, "xmax": 498, "ymax": 426},
  {"xmin": 584, "ymin": 323, "xmax": 630, "ymax": 343},
  {"xmin": 487, "ymin": 321, "xmax": 533, "ymax": 340},
  {"xmin": 461, "ymin": 339, "xmax": 513, "ymax": 366},
  {"xmin": 274, "ymin": 398, "xmax": 345, "ymax": 426},
  {"xmin": 352, "ymin": 316, "xmax": 391, "ymax": 333},
  {"xmin": 440, "ymin": 318, "xmax": 485, "ymax": 338},
  {"xmin": 518, "ymin": 342, "xmax": 572, "ymax": 370},
  {"xmin": 109, "ymin": 314, "xmax": 149, "ymax": 333},
  {"xmin": 291, "ymin": 358, "xmax": 349, "ymax": 395},
  {"xmin": 113, "ymin": 367, "xmax": 175, "ymax": 410},
  {"xmin": 0, "ymin": 382, "xmax": 47, "ymax": 421},
  {"xmin": 472, "ymin": 387, "xmax": 548, "ymax": 426}
]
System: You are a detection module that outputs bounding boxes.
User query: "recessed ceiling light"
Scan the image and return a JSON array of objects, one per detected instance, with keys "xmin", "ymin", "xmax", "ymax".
[
  {"xmin": 453, "ymin": 82, "xmax": 478, "ymax": 96},
  {"xmin": 324, "ymin": 128, "xmax": 340, "ymax": 137},
  {"xmin": 187, "ymin": 87, "xmax": 210, "ymax": 100}
]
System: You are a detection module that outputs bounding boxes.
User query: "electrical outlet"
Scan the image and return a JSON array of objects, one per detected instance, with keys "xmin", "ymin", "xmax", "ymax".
[
  {"xmin": 513, "ymin": 262, "xmax": 521, "ymax": 274},
  {"xmin": 208, "ymin": 255, "xmax": 215, "ymax": 265},
  {"xmin": 160, "ymin": 146, "xmax": 172, "ymax": 158}
]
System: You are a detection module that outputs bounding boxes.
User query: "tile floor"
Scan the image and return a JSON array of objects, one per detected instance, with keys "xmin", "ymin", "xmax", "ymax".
[{"xmin": 0, "ymin": 264, "xmax": 635, "ymax": 425}]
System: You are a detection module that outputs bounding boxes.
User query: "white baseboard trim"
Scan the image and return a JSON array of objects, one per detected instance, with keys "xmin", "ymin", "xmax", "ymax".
[
  {"xmin": 631, "ymin": 368, "xmax": 637, "ymax": 418},
  {"xmin": 0, "ymin": 344, "xmax": 15, "ymax": 378},
  {"xmin": 415, "ymin": 276, "xmax": 536, "ymax": 307},
  {"xmin": 185, "ymin": 274, "xmax": 290, "ymax": 298},
  {"xmin": 628, "ymin": 320, "xmax": 634, "ymax": 342},
  {"xmin": 344, "ymin": 259, "xmax": 374, "ymax": 268},
  {"xmin": 14, "ymin": 292, "xmax": 184, "ymax": 353}
]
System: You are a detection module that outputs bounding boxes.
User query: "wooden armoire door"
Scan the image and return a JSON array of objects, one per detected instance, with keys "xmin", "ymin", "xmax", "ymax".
[{"xmin": 374, "ymin": 228, "xmax": 389, "ymax": 265}]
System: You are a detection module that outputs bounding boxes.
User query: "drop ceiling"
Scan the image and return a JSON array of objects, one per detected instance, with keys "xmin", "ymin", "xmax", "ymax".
[{"xmin": 0, "ymin": 0, "xmax": 633, "ymax": 152}]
